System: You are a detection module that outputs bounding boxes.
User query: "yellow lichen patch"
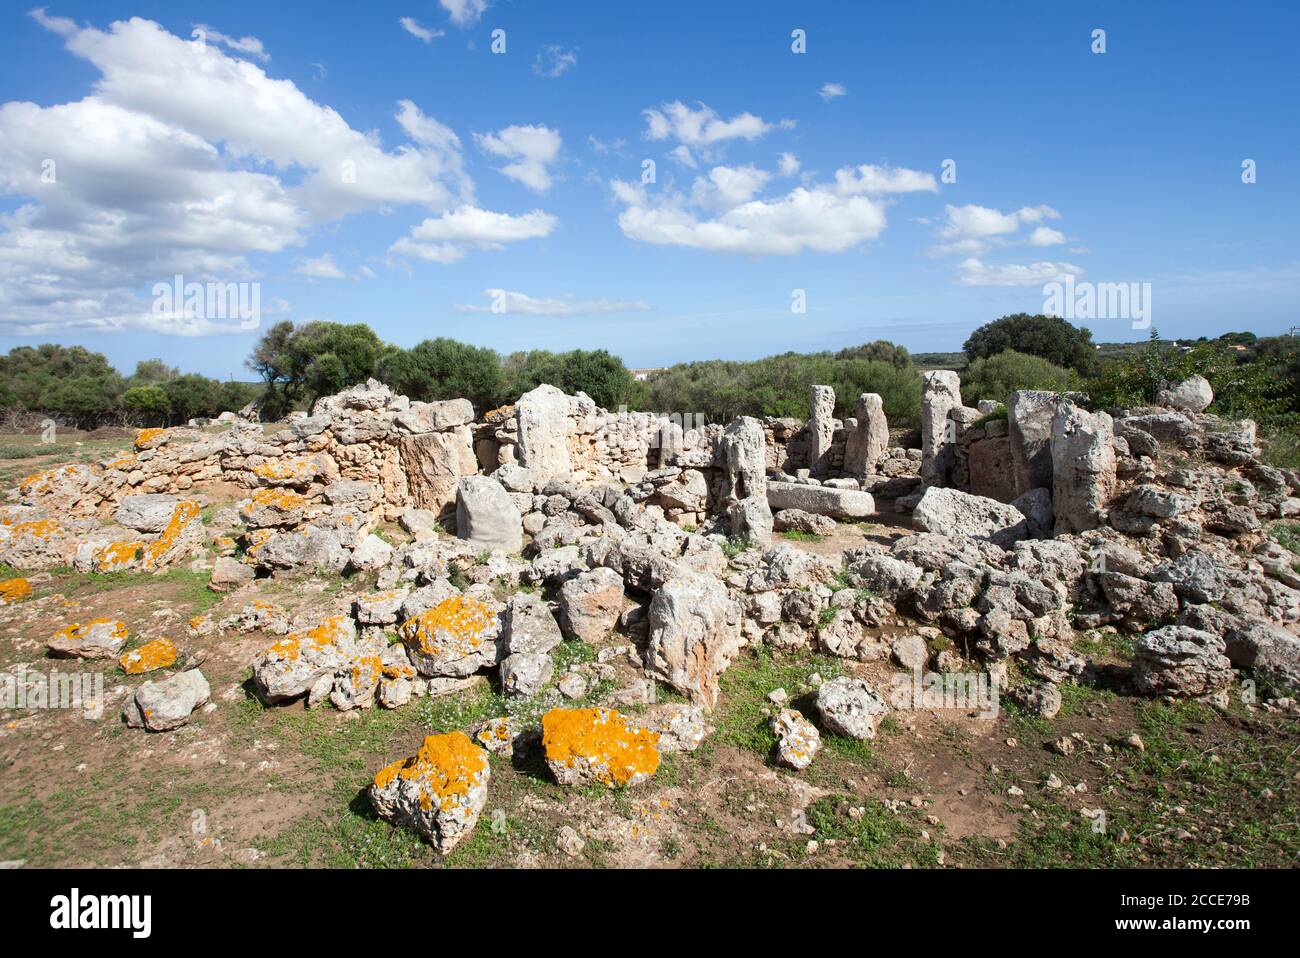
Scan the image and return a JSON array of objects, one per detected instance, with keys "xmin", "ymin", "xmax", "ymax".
[
  {"xmin": 119, "ymin": 638, "xmax": 178, "ymax": 675},
  {"xmin": 141, "ymin": 500, "xmax": 201, "ymax": 568},
  {"xmin": 252, "ymin": 459, "xmax": 314, "ymax": 482},
  {"xmin": 542, "ymin": 707, "xmax": 661, "ymax": 787},
  {"xmin": 372, "ymin": 732, "xmax": 488, "ymax": 812},
  {"xmin": 482, "ymin": 404, "xmax": 516, "ymax": 424},
  {"xmin": 0, "ymin": 577, "xmax": 32, "ymax": 605},
  {"xmin": 243, "ymin": 488, "xmax": 307, "ymax": 514},
  {"xmin": 261, "ymin": 614, "xmax": 350, "ymax": 662},
  {"xmin": 10, "ymin": 518, "xmax": 61, "ymax": 541},
  {"xmin": 104, "ymin": 454, "xmax": 137, "ymax": 471},
  {"xmin": 350, "ymin": 654, "xmax": 383, "ymax": 686},
  {"xmin": 397, "ymin": 595, "xmax": 493, "ymax": 658},
  {"xmin": 134, "ymin": 427, "xmax": 166, "ymax": 449},
  {"xmin": 242, "ymin": 528, "xmax": 274, "ymax": 562},
  {"xmin": 52, "ymin": 618, "xmax": 128, "ymax": 645},
  {"xmin": 94, "ymin": 540, "xmax": 144, "ymax": 572}
]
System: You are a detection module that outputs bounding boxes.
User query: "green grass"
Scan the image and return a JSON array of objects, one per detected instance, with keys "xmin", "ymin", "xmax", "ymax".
[
  {"xmin": 46, "ymin": 567, "xmax": 222, "ymax": 617},
  {"xmin": 779, "ymin": 530, "xmax": 823, "ymax": 543},
  {"xmin": 721, "ymin": 535, "xmax": 754, "ymax": 559},
  {"xmin": 801, "ymin": 795, "xmax": 942, "ymax": 867},
  {"xmin": 712, "ymin": 646, "xmax": 844, "ymax": 757}
]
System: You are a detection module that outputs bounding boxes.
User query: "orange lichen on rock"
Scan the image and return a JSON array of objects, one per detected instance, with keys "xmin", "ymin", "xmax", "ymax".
[
  {"xmin": 141, "ymin": 500, "xmax": 201, "ymax": 568},
  {"xmin": 134, "ymin": 427, "xmax": 166, "ymax": 449},
  {"xmin": 262, "ymin": 614, "xmax": 351, "ymax": 662},
  {"xmin": 541, "ymin": 706, "xmax": 661, "ymax": 787},
  {"xmin": 252, "ymin": 459, "xmax": 314, "ymax": 482},
  {"xmin": 0, "ymin": 577, "xmax": 32, "ymax": 605},
  {"xmin": 104, "ymin": 454, "xmax": 137, "ymax": 471},
  {"xmin": 10, "ymin": 519, "xmax": 61, "ymax": 541},
  {"xmin": 52, "ymin": 618, "xmax": 128, "ymax": 645},
  {"xmin": 94, "ymin": 540, "xmax": 144, "ymax": 572},
  {"xmin": 119, "ymin": 637, "xmax": 178, "ymax": 675},
  {"xmin": 372, "ymin": 731, "xmax": 488, "ymax": 812},
  {"xmin": 398, "ymin": 595, "xmax": 493, "ymax": 657}
]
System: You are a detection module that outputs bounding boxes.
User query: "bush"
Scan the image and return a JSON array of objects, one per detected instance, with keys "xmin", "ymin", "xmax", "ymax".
[
  {"xmin": 960, "ymin": 350, "xmax": 1077, "ymax": 405},
  {"xmin": 377, "ymin": 338, "xmax": 505, "ymax": 411},
  {"xmin": 964, "ymin": 314, "xmax": 1096, "ymax": 373}
]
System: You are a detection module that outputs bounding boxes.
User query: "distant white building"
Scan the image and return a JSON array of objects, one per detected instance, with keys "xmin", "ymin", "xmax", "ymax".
[{"xmin": 631, "ymin": 367, "xmax": 665, "ymax": 382}]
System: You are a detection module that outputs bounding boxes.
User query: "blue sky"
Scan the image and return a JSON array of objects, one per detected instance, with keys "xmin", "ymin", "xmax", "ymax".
[{"xmin": 0, "ymin": 1, "xmax": 1296, "ymax": 380}]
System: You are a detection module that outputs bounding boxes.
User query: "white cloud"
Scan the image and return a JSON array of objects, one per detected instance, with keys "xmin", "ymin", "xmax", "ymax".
[
  {"xmin": 777, "ymin": 152, "xmax": 800, "ymax": 177},
  {"xmin": 474, "ymin": 124, "xmax": 562, "ymax": 193},
  {"xmin": 534, "ymin": 45, "xmax": 577, "ymax": 78},
  {"xmin": 669, "ymin": 144, "xmax": 698, "ymax": 168},
  {"xmin": 294, "ymin": 254, "xmax": 345, "ymax": 279},
  {"xmin": 691, "ymin": 165, "xmax": 771, "ymax": 211},
  {"xmin": 610, "ymin": 158, "xmax": 935, "ymax": 256},
  {"xmin": 1028, "ymin": 226, "xmax": 1067, "ymax": 247},
  {"xmin": 0, "ymin": 13, "xmax": 541, "ymax": 334},
  {"xmin": 193, "ymin": 23, "xmax": 270, "ymax": 61},
  {"xmin": 399, "ymin": 17, "xmax": 443, "ymax": 43},
  {"xmin": 643, "ymin": 101, "xmax": 792, "ymax": 162},
  {"xmin": 834, "ymin": 164, "xmax": 938, "ymax": 196},
  {"xmin": 818, "ymin": 82, "xmax": 847, "ymax": 101},
  {"xmin": 956, "ymin": 258, "xmax": 1084, "ymax": 287},
  {"xmin": 455, "ymin": 289, "xmax": 650, "ymax": 316},
  {"xmin": 389, "ymin": 206, "xmax": 557, "ymax": 263},
  {"xmin": 587, "ymin": 134, "xmax": 626, "ymax": 156},
  {"xmin": 439, "ymin": 0, "xmax": 487, "ymax": 28}
]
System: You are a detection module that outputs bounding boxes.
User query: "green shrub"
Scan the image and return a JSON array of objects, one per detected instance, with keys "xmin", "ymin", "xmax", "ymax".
[{"xmin": 960, "ymin": 350, "xmax": 1076, "ymax": 405}]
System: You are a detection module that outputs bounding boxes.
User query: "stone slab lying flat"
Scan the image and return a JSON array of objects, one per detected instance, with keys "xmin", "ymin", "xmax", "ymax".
[{"xmin": 767, "ymin": 481, "xmax": 875, "ymax": 519}]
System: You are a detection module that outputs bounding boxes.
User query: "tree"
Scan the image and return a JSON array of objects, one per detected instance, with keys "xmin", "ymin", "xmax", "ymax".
[
  {"xmin": 961, "ymin": 350, "xmax": 1077, "ymax": 404},
  {"xmin": 377, "ymin": 338, "xmax": 505, "ymax": 411},
  {"xmin": 122, "ymin": 386, "xmax": 170, "ymax": 424},
  {"xmin": 835, "ymin": 340, "xmax": 911, "ymax": 368},
  {"xmin": 963, "ymin": 314, "xmax": 1096, "ymax": 373},
  {"xmin": 163, "ymin": 374, "xmax": 223, "ymax": 422},
  {"xmin": 131, "ymin": 359, "xmax": 179, "ymax": 383},
  {"xmin": 246, "ymin": 320, "xmax": 384, "ymax": 415}
]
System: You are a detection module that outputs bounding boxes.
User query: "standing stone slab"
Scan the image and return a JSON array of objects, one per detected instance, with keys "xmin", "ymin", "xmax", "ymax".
[
  {"xmin": 399, "ymin": 427, "xmax": 477, "ymax": 515},
  {"xmin": 920, "ymin": 371, "xmax": 961, "ymax": 487},
  {"xmin": 456, "ymin": 476, "xmax": 524, "ymax": 552},
  {"xmin": 1051, "ymin": 402, "xmax": 1117, "ymax": 534},
  {"xmin": 719, "ymin": 416, "xmax": 772, "ymax": 545},
  {"xmin": 808, "ymin": 385, "xmax": 837, "ymax": 478},
  {"xmin": 843, "ymin": 393, "xmax": 889, "ymax": 481},
  {"xmin": 1009, "ymin": 390, "xmax": 1060, "ymax": 498},
  {"xmin": 516, "ymin": 384, "xmax": 574, "ymax": 482}
]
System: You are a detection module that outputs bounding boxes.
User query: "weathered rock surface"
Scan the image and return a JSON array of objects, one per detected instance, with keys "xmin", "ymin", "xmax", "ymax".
[
  {"xmin": 645, "ymin": 573, "xmax": 741, "ymax": 708},
  {"xmin": 541, "ymin": 707, "xmax": 661, "ymax": 787},
  {"xmin": 369, "ymin": 732, "xmax": 490, "ymax": 853},
  {"xmin": 815, "ymin": 676, "xmax": 888, "ymax": 739},
  {"xmin": 455, "ymin": 476, "xmax": 523, "ymax": 553},
  {"xmin": 123, "ymin": 669, "xmax": 210, "ymax": 732},
  {"xmin": 912, "ymin": 486, "xmax": 1029, "ymax": 546}
]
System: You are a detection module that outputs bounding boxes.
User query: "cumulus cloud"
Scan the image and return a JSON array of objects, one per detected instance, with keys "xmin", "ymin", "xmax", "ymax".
[
  {"xmin": 818, "ymin": 82, "xmax": 847, "ymax": 101},
  {"xmin": 294, "ymin": 254, "xmax": 345, "ymax": 279},
  {"xmin": 399, "ymin": 17, "xmax": 443, "ymax": 43},
  {"xmin": 608, "ymin": 161, "xmax": 933, "ymax": 256},
  {"xmin": 193, "ymin": 23, "xmax": 270, "ymax": 61},
  {"xmin": 1028, "ymin": 225, "xmax": 1067, "ymax": 246},
  {"xmin": 834, "ymin": 164, "xmax": 938, "ymax": 196},
  {"xmin": 389, "ymin": 207, "xmax": 557, "ymax": 263},
  {"xmin": 474, "ymin": 124, "xmax": 562, "ymax": 193},
  {"xmin": 643, "ymin": 100, "xmax": 793, "ymax": 166},
  {"xmin": 777, "ymin": 152, "xmax": 800, "ymax": 177},
  {"xmin": 455, "ymin": 288, "xmax": 650, "ymax": 316},
  {"xmin": 930, "ymin": 203, "xmax": 1066, "ymax": 256},
  {"xmin": 0, "ymin": 13, "xmax": 546, "ymax": 334},
  {"xmin": 956, "ymin": 258, "xmax": 1084, "ymax": 287},
  {"xmin": 534, "ymin": 45, "xmax": 577, "ymax": 78},
  {"xmin": 439, "ymin": 0, "xmax": 487, "ymax": 28}
]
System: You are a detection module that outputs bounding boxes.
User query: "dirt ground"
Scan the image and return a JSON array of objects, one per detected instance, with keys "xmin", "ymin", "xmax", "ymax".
[{"xmin": 1, "ymin": 433, "xmax": 1297, "ymax": 869}]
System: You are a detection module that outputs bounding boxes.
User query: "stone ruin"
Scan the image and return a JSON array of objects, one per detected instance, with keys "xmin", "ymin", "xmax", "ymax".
[{"xmin": 3, "ymin": 370, "xmax": 1298, "ymax": 852}]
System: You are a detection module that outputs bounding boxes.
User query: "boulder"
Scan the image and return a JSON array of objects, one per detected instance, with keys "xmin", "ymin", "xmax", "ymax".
[
  {"xmin": 912, "ymin": 486, "xmax": 1029, "ymax": 546},
  {"xmin": 767, "ymin": 481, "xmax": 875, "ymax": 519},
  {"xmin": 558, "ymin": 567, "xmax": 624, "ymax": 642},
  {"xmin": 113, "ymin": 494, "xmax": 183, "ymax": 533},
  {"xmin": 399, "ymin": 428, "xmax": 478, "ymax": 515},
  {"xmin": 1132, "ymin": 625, "xmax": 1233, "ymax": 698},
  {"xmin": 349, "ymin": 534, "xmax": 394, "ymax": 572},
  {"xmin": 815, "ymin": 676, "xmax": 888, "ymax": 739},
  {"xmin": 251, "ymin": 615, "xmax": 354, "ymax": 703},
  {"xmin": 771, "ymin": 708, "xmax": 821, "ymax": 769},
  {"xmin": 1224, "ymin": 620, "xmax": 1300, "ymax": 691},
  {"xmin": 209, "ymin": 555, "xmax": 254, "ymax": 592},
  {"xmin": 394, "ymin": 398, "xmax": 475, "ymax": 434},
  {"xmin": 398, "ymin": 594, "xmax": 501, "ymax": 677},
  {"xmin": 645, "ymin": 573, "xmax": 742, "ymax": 708},
  {"xmin": 500, "ymin": 651, "xmax": 554, "ymax": 697},
  {"xmin": 501, "ymin": 592, "xmax": 564, "ymax": 655},
  {"xmin": 773, "ymin": 508, "xmax": 837, "ymax": 536},
  {"xmin": 48, "ymin": 619, "xmax": 128, "ymax": 659},
  {"xmin": 369, "ymin": 732, "xmax": 490, "ymax": 853},
  {"xmin": 541, "ymin": 706, "xmax": 661, "ymax": 787},
  {"xmin": 122, "ymin": 669, "xmax": 210, "ymax": 732},
  {"xmin": 455, "ymin": 476, "xmax": 523, "ymax": 553},
  {"xmin": 1157, "ymin": 375, "xmax": 1214, "ymax": 414}
]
